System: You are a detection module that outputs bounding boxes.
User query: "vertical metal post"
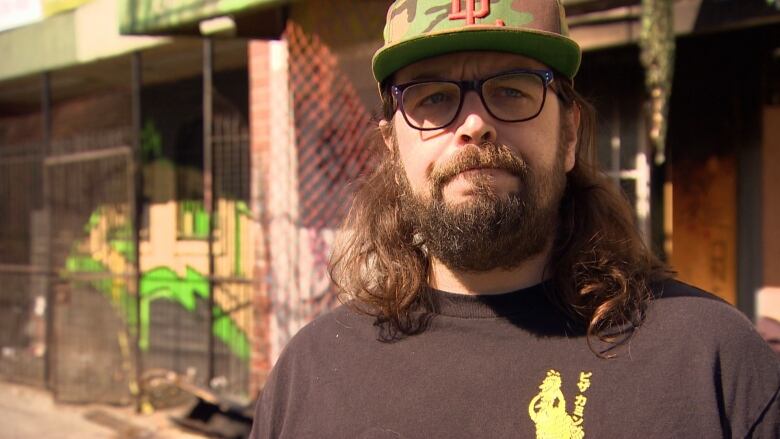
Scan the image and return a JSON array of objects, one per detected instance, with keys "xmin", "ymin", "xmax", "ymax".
[
  {"xmin": 42, "ymin": 73, "xmax": 51, "ymax": 147},
  {"xmin": 41, "ymin": 71, "xmax": 54, "ymax": 391},
  {"xmin": 610, "ymin": 104, "xmax": 621, "ymax": 186},
  {"xmin": 131, "ymin": 51, "xmax": 144, "ymax": 411},
  {"xmin": 636, "ymin": 108, "xmax": 651, "ymax": 245},
  {"xmin": 203, "ymin": 38, "xmax": 216, "ymax": 385}
]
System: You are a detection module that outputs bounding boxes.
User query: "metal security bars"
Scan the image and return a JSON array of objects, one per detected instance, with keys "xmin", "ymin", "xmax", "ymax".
[{"xmin": 0, "ymin": 44, "xmax": 253, "ymax": 406}]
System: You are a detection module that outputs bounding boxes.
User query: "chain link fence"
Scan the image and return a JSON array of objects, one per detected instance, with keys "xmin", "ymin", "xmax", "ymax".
[{"xmin": 261, "ymin": 3, "xmax": 385, "ymax": 362}]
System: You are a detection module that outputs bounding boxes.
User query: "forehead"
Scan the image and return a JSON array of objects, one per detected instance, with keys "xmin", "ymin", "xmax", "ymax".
[{"xmin": 392, "ymin": 51, "xmax": 549, "ymax": 83}]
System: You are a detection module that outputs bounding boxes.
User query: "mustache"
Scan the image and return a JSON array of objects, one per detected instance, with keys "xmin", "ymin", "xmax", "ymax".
[{"xmin": 429, "ymin": 142, "xmax": 528, "ymax": 189}]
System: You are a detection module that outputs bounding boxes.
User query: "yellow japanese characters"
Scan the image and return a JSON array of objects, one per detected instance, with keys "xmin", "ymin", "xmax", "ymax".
[{"xmin": 528, "ymin": 369, "xmax": 593, "ymax": 439}]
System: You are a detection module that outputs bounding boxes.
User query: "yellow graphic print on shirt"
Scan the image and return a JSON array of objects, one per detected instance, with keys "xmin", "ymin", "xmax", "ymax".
[{"xmin": 528, "ymin": 370, "xmax": 593, "ymax": 439}]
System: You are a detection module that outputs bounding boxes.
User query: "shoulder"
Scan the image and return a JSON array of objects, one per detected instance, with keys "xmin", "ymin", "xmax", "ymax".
[
  {"xmin": 251, "ymin": 305, "xmax": 377, "ymax": 437},
  {"xmin": 287, "ymin": 304, "xmax": 376, "ymax": 344},
  {"xmin": 274, "ymin": 304, "xmax": 377, "ymax": 367},
  {"xmin": 644, "ymin": 279, "xmax": 780, "ymax": 436},
  {"xmin": 651, "ymin": 278, "xmax": 733, "ymax": 304},
  {"xmin": 642, "ymin": 278, "xmax": 779, "ymax": 374},
  {"xmin": 648, "ymin": 279, "xmax": 757, "ymax": 334}
]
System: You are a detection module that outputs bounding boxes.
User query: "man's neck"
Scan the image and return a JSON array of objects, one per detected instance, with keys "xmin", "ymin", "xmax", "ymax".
[{"xmin": 428, "ymin": 241, "xmax": 553, "ymax": 295}]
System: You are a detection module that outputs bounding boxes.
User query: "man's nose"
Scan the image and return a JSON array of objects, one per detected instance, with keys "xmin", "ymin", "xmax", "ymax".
[{"xmin": 454, "ymin": 91, "xmax": 497, "ymax": 145}]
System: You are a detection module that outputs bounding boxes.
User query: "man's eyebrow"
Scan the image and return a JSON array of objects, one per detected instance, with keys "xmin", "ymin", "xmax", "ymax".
[
  {"xmin": 407, "ymin": 72, "xmax": 447, "ymax": 81},
  {"xmin": 404, "ymin": 67, "xmax": 532, "ymax": 82}
]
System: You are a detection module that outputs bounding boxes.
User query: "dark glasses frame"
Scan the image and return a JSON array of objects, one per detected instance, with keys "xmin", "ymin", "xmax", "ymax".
[{"xmin": 390, "ymin": 69, "xmax": 555, "ymax": 131}]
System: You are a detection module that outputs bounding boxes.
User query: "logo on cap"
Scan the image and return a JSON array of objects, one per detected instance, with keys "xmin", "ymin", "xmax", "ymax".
[{"xmin": 448, "ymin": 0, "xmax": 506, "ymax": 26}]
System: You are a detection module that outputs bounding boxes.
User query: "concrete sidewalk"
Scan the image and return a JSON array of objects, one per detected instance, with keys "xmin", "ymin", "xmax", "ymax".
[{"xmin": 0, "ymin": 381, "xmax": 205, "ymax": 439}]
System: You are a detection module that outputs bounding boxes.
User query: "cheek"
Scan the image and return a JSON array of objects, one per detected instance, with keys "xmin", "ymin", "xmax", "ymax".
[
  {"xmin": 503, "ymin": 114, "xmax": 562, "ymax": 167},
  {"xmin": 394, "ymin": 120, "xmax": 437, "ymax": 189},
  {"xmin": 398, "ymin": 146, "xmax": 431, "ymax": 191}
]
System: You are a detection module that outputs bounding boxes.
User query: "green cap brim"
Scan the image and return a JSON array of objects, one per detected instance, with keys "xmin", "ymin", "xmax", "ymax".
[{"xmin": 372, "ymin": 27, "xmax": 581, "ymax": 84}]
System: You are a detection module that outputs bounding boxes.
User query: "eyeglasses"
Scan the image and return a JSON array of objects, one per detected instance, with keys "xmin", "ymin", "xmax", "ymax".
[{"xmin": 391, "ymin": 69, "xmax": 554, "ymax": 131}]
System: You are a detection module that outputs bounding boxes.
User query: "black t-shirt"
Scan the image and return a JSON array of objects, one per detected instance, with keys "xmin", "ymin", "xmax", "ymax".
[{"xmin": 251, "ymin": 280, "xmax": 780, "ymax": 438}]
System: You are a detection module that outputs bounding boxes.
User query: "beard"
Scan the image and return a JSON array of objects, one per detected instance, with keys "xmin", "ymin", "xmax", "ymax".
[{"xmin": 395, "ymin": 141, "xmax": 567, "ymax": 272}]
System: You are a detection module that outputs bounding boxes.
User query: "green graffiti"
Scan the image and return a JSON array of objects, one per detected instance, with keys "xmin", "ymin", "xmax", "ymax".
[
  {"xmin": 234, "ymin": 201, "xmax": 251, "ymax": 276},
  {"xmin": 110, "ymin": 239, "xmax": 135, "ymax": 262},
  {"xmin": 64, "ymin": 254, "xmax": 139, "ymax": 333},
  {"xmin": 140, "ymin": 266, "xmax": 249, "ymax": 360},
  {"xmin": 109, "ymin": 223, "xmax": 135, "ymax": 262},
  {"xmin": 64, "ymin": 204, "xmax": 252, "ymax": 361},
  {"xmin": 65, "ymin": 255, "xmax": 115, "ymax": 299},
  {"xmin": 84, "ymin": 210, "xmax": 102, "ymax": 233},
  {"xmin": 179, "ymin": 200, "xmax": 211, "ymax": 239}
]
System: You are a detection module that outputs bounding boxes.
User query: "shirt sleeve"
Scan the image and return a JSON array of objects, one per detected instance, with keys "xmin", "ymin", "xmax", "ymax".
[
  {"xmin": 248, "ymin": 310, "xmax": 345, "ymax": 438},
  {"xmin": 248, "ymin": 345, "xmax": 297, "ymax": 439},
  {"xmin": 248, "ymin": 366, "xmax": 284, "ymax": 439},
  {"xmin": 748, "ymin": 386, "xmax": 780, "ymax": 439},
  {"xmin": 718, "ymin": 312, "xmax": 780, "ymax": 439}
]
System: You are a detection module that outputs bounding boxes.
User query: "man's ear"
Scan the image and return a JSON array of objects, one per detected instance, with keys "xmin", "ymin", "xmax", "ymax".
[
  {"xmin": 378, "ymin": 119, "xmax": 394, "ymax": 152},
  {"xmin": 563, "ymin": 103, "xmax": 580, "ymax": 172}
]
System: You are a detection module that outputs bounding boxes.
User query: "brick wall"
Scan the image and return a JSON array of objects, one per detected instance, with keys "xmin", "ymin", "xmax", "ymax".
[
  {"xmin": 0, "ymin": 91, "xmax": 131, "ymax": 147},
  {"xmin": 0, "ymin": 111, "xmax": 41, "ymax": 146},
  {"xmin": 248, "ymin": 39, "xmax": 272, "ymax": 396},
  {"xmin": 51, "ymin": 92, "xmax": 132, "ymax": 139},
  {"xmin": 245, "ymin": 1, "xmax": 386, "ymax": 395}
]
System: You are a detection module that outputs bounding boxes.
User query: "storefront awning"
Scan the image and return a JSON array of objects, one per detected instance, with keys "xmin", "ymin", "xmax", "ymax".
[
  {"xmin": 119, "ymin": 0, "xmax": 290, "ymax": 37},
  {"xmin": 0, "ymin": 0, "xmax": 92, "ymax": 33}
]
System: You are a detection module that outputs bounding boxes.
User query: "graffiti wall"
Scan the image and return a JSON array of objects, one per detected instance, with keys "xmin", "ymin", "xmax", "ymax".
[{"xmin": 63, "ymin": 148, "xmax": 255, "ymax": 396}]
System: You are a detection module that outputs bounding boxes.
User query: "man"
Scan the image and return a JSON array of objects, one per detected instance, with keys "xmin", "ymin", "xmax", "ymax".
[{"xmin": 251, "ymin": 1, "xmax": 780, "ymax": 437}]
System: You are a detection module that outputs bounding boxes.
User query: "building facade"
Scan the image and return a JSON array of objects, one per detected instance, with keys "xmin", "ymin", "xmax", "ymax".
[{"xmin": 0, "ymin": 0, "xmax": 778, "ymax": 405}]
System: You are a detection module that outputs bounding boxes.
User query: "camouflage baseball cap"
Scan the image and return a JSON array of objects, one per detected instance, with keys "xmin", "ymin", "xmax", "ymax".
[{"xmin": 372, "ymin": 0, "xmax": 581, "ymax": 84}]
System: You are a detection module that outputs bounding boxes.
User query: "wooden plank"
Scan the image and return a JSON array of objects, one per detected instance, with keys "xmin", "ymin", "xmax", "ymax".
[
  {"xmin": 763, "ymin": 106, "xmax": 780, "ymax": 287},
  {"xmin": 671, "ymin": 155, "xmax": 737, "ymax": 304}
]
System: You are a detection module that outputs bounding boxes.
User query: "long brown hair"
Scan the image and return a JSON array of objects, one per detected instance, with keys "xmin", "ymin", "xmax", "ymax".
[{"xmin": 329, "ymin": 76, "xmax": 670, "ymax": 350}]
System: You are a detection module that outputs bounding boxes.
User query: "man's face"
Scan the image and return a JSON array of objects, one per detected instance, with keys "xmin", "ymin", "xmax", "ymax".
[{"xmin": 381, "ymin": 51, "xmax": 579, "ymax": 271}]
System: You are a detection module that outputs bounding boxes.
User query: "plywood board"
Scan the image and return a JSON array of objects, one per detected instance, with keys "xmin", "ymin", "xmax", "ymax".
[
  {"xmin": 671, "ymin": 155, "xmax": 737, "ymax": 304},
  {"xmin": 763, "ymin": 106, "xmax": 780, "ymax": 288}
]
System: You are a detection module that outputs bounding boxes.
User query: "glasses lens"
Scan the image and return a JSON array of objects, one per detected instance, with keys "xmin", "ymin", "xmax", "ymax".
[
  {"xmin": 482, "ymin": 73, "xmax": 545, "ymax": 121},
  {"xmin": 401, "ymin": 82, "xmax": 460, "ymax": 129}
]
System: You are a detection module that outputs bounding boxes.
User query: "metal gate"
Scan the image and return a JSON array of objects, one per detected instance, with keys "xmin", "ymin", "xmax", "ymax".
[
  {"xmin": 0, "ymin": 140, "xmax": 46, "ymax": 386},
  {"xmin": 44, "ymin": 128, "xmax": 138, "ymax": 404},
  {"xmin": 139, "ymin": 110, "xmax": 253, "ymax": 400},
  {"xmin": 210, "ymin": 114, "xmax": 252, "ymax": 397}
]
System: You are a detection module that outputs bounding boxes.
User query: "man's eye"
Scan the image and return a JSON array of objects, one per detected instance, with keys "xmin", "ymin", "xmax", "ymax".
[
  {"xmin": 497, "ymin": 87, "xmax": 527, "ymax": 98},
  {"xmin": 419, "ymin": 92, "xmax": 449, "ymax": 106}
]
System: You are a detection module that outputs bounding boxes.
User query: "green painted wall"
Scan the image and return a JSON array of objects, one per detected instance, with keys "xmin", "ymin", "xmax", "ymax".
[
  {"xmin": 0, "ymin": 0, "xmax": 168, "ymax": 83},
  {"xmin": 119, "ymin": 0, "xmax": 289, "ymax": 34},
  {"xmin": 0, "ymin": 12, "xmax": 77, "ymax": 81}
]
